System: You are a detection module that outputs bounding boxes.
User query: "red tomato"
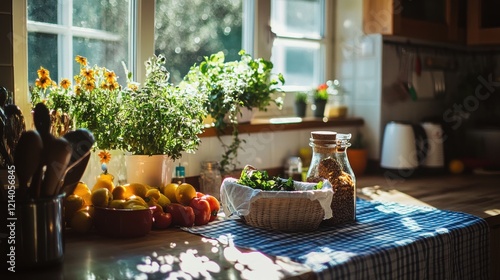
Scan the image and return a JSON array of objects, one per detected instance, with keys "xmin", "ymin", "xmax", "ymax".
[
  {"xmin": 196, "ymin": 192, "xmax": 205, "ymax": 198},
  {"xmin": 201, "ymin": 194, "xmax": 220, "ymax": 222},
  {"xmin": 190, "ymin": 197, "xmax": 211, "ymax": 226},
  {"xmin": 152, "ymin": 211, "xmax": 172, "ymax": 229},
  {"xmin": 165, "ymin": 203, "xmax": 195, "ymax": 227}
]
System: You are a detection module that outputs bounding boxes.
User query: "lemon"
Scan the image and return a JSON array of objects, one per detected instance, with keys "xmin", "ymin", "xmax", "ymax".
[
  {"xmin": 108, "ymin": 199, "xmax": 126, "ymax": 209},
  {"xmin": 92, "ymin": 177, "xmax": 115, "ymax": 193},
  {"xmin": 64, "ymin": 194, "xmax": 85, "ymax": 222},
  {"xmin": 157, "ymin": 193, "xmax": 171, "ymax": 208},
  {"xmin": 175, "ymin": 183, "xmax": 197, "ymax": 205},
  {"xmin": 145, "ymin": 188, "xmax": 161, "ymax": 201},
  {"xmin": 112, "ymin": 185, "xmax": 127, "ymax": 200},
  {"xmin": 162, "ymin": 183, "xmax": 179, "ymax": 203},
  {"xmin": 91, "ymin": 188, "xmax": 113, "ymax": 207},
  {"xmin": 449, "ymin": 159, "xmax": 465, "ymax": 174},
  {"xmin": 123, "ymin": 183, "xmax": 148, "ymax": 199},
  {"xmin": 123, "ymin": 196, "xmax": 149, "ymax": 209},
  {"xmin": 70, "ymin": 209, "xmax": 93, "ymax": 234},
  {"xmin": 73, "ymin": 182, "xmax": 92, "ymax": 206},
  {"xmin": 99, "ymin": 172, "xmax": 115, "ymax": 183}
]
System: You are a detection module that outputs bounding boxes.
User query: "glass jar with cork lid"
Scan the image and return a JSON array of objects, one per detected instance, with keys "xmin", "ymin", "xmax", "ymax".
[{"xmin": 306, "ymin": 131, "xmax": 356, "ymax": 225}]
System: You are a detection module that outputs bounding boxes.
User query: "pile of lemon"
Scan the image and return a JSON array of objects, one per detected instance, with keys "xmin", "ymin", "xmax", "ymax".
[{"xmin": 65, "ymin": 173, "xmax": 170, "ymax": 234}]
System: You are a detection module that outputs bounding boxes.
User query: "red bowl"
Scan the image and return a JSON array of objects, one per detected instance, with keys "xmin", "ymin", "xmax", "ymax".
[{"xmin": 93, "ymin": 206, "xmax": 154, "ymax": 238}]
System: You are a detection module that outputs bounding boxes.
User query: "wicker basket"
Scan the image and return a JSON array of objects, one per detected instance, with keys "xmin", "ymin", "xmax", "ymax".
[
  {"xmin": 221, "ymin": 178, "xmax": 330, "ymax": 232},
  {"xmin": 243, "ymin": 196, "xmax": 325, "ymax": 232}
]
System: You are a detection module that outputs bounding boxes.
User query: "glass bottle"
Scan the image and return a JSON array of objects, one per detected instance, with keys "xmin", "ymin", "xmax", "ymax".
[
  {"xmin": 199, "ymin": 161, "xmax": 222, "ymax": 201},
  {"xmin": 306, "ymin": 131, "xmax": 356, "ymax": 225},
  {"xmin": 332, "ymin": 133, "xmax": 356, "ymax": 224}
]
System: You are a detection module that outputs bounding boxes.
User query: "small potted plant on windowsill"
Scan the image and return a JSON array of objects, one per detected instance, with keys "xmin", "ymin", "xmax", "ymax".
[
  {"xmin": 119, "ymin": 54, "xmax": 208, "ymax": 187},
  {"xmin": 183, "ymin": 50, "xmax": 285, "ymax": 173},
  {"xmin": 347, "ymin": 130, "xmax": 368, "ymax": 176},
  {"xmin": 294, "ymin": 92, "xmax": 308, "ymax": 118},
  {"xmin": 312, "ymin": 83, "xmax": 328, "ymax": 118}
]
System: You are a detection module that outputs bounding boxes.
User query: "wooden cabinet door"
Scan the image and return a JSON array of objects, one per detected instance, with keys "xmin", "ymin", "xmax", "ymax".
[
  {"xmin": 363, "ymin": 0, "xmax": 463, "ymax": 43},
  {"xmin": 468, "ymin": 0, "xmax": 500, "ymax": 45}
]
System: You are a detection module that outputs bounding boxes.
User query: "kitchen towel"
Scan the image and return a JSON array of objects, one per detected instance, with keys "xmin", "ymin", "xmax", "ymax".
[{"xmin": 183, "ymin": 198, "xmax": 490, "ymax": 280}]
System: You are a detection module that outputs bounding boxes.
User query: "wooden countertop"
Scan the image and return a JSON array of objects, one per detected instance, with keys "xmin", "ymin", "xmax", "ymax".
[
  {"xmin": 10, "ymin": 227, "xmax": 315, "ymax": 280},
  {"xmin": 356, "ymin": 173, "xmax": 500, "ymax": 225}
]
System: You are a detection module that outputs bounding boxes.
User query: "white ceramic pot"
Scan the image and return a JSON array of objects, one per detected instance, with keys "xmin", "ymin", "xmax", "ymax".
[
  {"xmin": 125, "ymin": 155, "xmax": 173, "ymax": 189},
  {"xmin": 81, "ymin": 149, "xmax": 126, "ymax": 187}
]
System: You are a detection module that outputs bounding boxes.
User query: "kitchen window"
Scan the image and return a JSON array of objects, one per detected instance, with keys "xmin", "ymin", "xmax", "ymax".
[
  {"xmin": 270, "ymin": 0, "xmax": 329, "ymax": 91},
  {"xmin": 26, "ymin": 0, "xmax": 132, "ymax": 86},
  {"xmin": 17, "ymin": 0, "xmax": 335, "ymax": 118}
]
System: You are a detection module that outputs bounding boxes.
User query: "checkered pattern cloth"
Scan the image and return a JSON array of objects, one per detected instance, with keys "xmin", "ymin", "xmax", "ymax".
[{"xmin": 183, "ymin": 198, "xmax": 490, "ymax": 280}]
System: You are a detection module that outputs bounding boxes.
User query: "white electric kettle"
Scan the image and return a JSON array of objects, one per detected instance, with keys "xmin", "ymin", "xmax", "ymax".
[{"xmin": 380, "ymin": 121, "xmax": 432, "ymax": 170}]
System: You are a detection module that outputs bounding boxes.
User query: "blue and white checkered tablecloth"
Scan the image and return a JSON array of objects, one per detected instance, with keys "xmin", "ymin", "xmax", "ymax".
[{"xmin": 183, "ymin": 198, "xmax": 490, "ymax": 280}]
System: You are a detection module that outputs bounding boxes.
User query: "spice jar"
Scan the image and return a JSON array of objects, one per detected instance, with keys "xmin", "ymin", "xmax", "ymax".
[
  {"xmin": 306, "ymin": 131, "xmax": 356, "ymax": 225},
  {"xmin": 199, "ymin": 161, "xmax": 222, "ymax": 200}
]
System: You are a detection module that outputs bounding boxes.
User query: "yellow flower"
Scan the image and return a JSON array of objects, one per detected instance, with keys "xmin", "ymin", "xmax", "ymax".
[
  {"xmin": 84, "ymin": 79, "xmax": 95, "ymax": 91},
  {"xmin": 81, "ymin": 68, "xmax": 95, "ymax": 80},
  {"xmin": 60, "ymin": 78, "xmax": 71, "ymax": 90},
  {"xmin": 127, "ymin": 83, "xmax": 138, "ymax": 91},
  {"xmin": 100, "ymin": 82, "xmax": 109, "ymax": 90},
  {"xmin": 105, "ymin": 70, "xmax": 116, "ymax": 84},
  {"xmin": 75, "ymin": 55, "xmax": 88, "ymax": 66},
  {"xmin": 36, "ymin": 76, "xmax": 52, "ymax": 89},
  {"xmin": 74, "ymin": 85, "xmax": 82, "ymax": 96},
  {"xmin": 108, "ymin": 82, "xmax": 120, "ymax": 91},
  {"xmin": 98, "ymin": 150, "xmax": 111, "ymax": 164},
  {"xmin": 37, "ymin": 67, "xmax": 50, "ymax": 78}
]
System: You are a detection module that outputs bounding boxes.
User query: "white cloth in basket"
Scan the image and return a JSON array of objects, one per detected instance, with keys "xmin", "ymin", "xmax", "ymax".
[{"xmin": 220, "ymin": 177, "xmax": 334, "ymax": 219}]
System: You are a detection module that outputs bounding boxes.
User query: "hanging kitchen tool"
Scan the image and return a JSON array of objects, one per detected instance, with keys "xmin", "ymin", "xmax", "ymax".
[
  {"xmin": 4, "ymin": 104, "xmax": 26, "ymax": 158},
  {"xmin": 407, "ymin": 51, "xmax": 418, "ymax": 101},
  {"xmin": 415, "ymin": 49, "xmax": 422, "ymax": 77},
  {"xmin": 58, "ymin": 128, "xmax": 95, "ymax": 196},
  {"xmin": 14, "ymin": 130, "xmax": 43, "ymax": 200}
]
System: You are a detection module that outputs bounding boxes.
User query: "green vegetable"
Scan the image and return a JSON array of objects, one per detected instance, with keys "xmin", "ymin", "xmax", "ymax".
[{"xmin": 237, "ymin": 166, "xmax": 322, "ymax": 191}]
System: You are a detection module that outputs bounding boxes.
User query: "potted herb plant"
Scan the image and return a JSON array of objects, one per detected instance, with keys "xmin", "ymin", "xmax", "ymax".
[
  {"xmin": 347, "ymin": 130, "xmax": 368, "ymax": 176},
  {"xmin": 294, "ymin": 92, "xmax": 308, "ymax": 118},
  {"xmin": 313, "ymin": 83, "xmax": 328, "ymax": 118},
  {"xmin": 183, "ymin": 50, "xmax": 285, "ymax": 173},
  {"xmin": 119, "ymin": 54, "xmax": 208, "ymax": 187}
]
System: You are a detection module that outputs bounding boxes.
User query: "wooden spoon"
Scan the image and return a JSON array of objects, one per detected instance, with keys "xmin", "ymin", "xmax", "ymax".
[
  {"xmin": 31, "ymin": 103, "xmax": 55, "ymax": 198},
  {"xmin": 59, "ymin": 128, "xmax": 95, "ymax": 195},
  {"xmin": 14, "ymin": 130, "xmax": 43, "ymax": 200},
  {"xmin": 41, "ymin": 137, "xmax": 72, "ymax": 197}
]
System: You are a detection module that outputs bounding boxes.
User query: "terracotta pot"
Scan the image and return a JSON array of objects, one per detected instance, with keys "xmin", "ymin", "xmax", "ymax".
[{"xmin": 347, "ymin": 149, "xmax": 368, "ymax": 176}]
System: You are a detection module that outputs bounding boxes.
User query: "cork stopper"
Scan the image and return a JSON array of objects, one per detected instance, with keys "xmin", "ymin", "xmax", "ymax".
[{"xmin": 310, "ymin": 131, "xmax": 337, "ymax": 142}]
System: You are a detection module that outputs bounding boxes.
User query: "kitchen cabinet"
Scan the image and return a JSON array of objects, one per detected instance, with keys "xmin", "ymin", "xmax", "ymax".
[
  {"xmin": 467, "ymin": 0, "xmax": 500, "ymax": 45},
  {"xmin": 363, "ymin": 0, "xmax": 466, "ymax": 43}
]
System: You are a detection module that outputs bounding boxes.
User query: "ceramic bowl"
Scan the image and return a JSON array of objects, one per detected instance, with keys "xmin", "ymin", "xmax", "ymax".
[{"xmin": 93, "ymin": 206, "xmax": 154, "ymax": 238}]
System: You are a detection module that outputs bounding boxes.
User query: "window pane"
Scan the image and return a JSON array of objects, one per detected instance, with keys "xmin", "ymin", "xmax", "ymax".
[
  {"xmin": 73, "ymin": 38, "xmax": 129, "ymax": 85},
  {"xmin": 27, "ymin": 0, "xmax": 58, "ymax": 24},
  {"xmin": 28, "ymin": 33, "xmax": 58, "ymax": 86},
  {"xmin": 155, "ymin": 0, "xmax": 243, "ymax": 84},
  {"xmin": 271, "ymin": 0, "xmax": 322, "ymax": 37},
  {"xmin": 271, "ymin": 39, "xmax": 321, "ymax": 88},
  {"xmin": 73, "ymin": 0, "xmax": 130, "ymax": 33}
]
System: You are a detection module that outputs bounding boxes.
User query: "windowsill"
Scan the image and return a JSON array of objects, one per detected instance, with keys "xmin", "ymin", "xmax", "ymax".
[{"xmin": 199, "ymin": 116, "xmax": 364, "ymax": 137}]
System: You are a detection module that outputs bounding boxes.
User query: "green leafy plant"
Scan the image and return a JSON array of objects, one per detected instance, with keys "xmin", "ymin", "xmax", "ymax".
[
  {"xmin": 119, "ymin": 54, "xmax": 207, "ymax": 159},
  {"xmin": 295, "ymin": 92, "xmax": 308, "ymax": 104},
  {"xmin": 184, "ymin": 50, "xmax": 285, "ymax": 172},
  {"xmin": 313, "ymin": 83, "xmax": 329, "ymax": 101}
]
